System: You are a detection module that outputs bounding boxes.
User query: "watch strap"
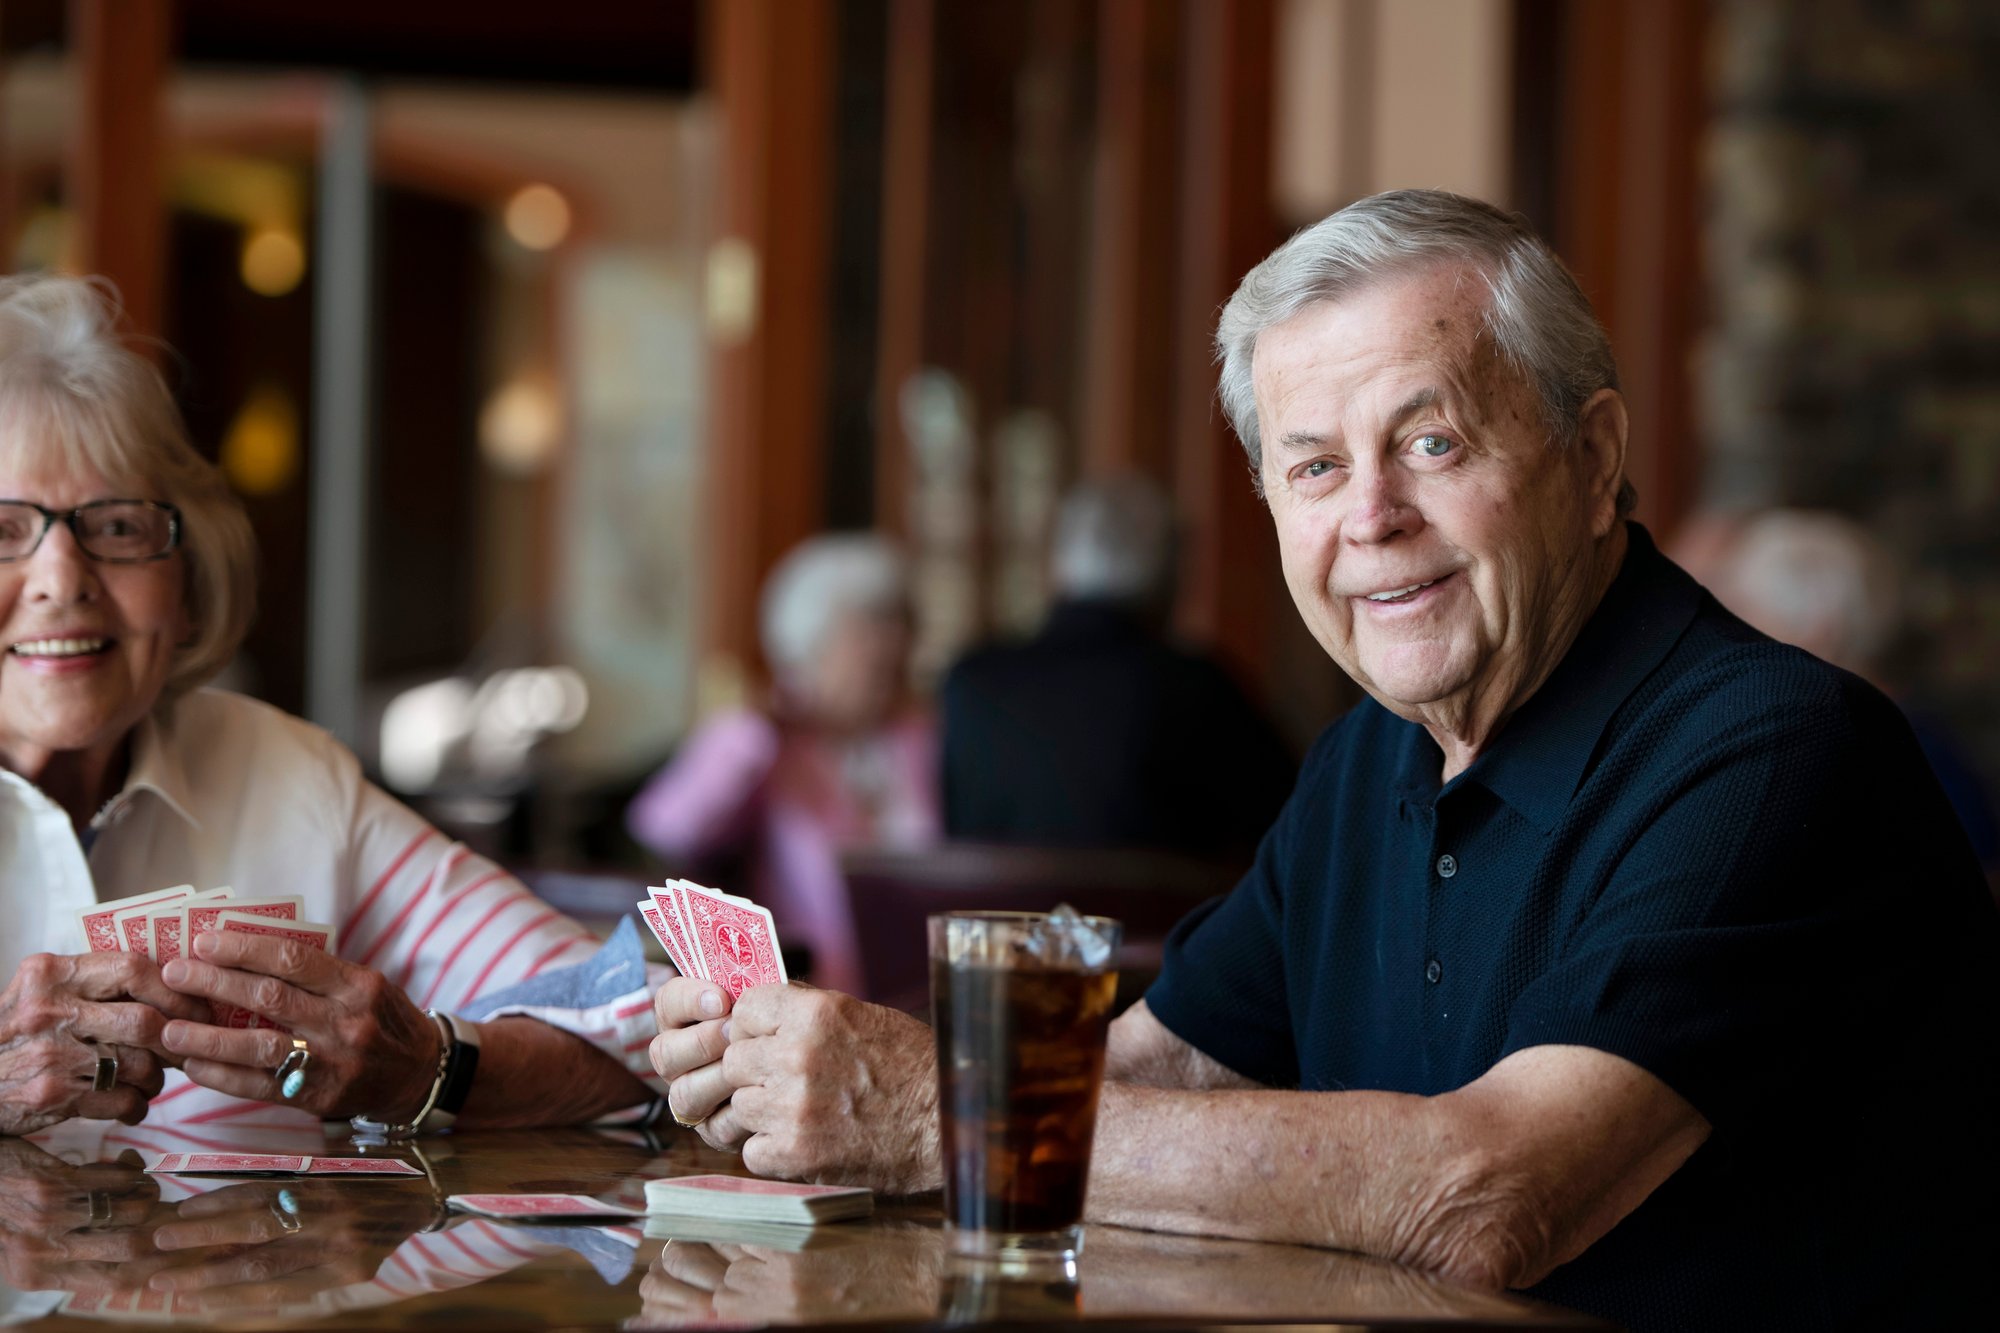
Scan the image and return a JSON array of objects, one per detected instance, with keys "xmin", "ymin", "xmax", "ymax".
[{"xmin": 424, "ymin": 1010, "xmax": 481, "ymax": 1129}]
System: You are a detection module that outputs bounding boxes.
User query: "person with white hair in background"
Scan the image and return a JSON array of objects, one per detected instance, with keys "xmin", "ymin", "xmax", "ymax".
[
  {"xmin": 940, "ymin": 472, "xmax": 1293, "ymax": 859},
  {"xmin": 626, "ymin": 533, "xmax": 938, "ymax": 994},
  {"xmin": 1695, "ymin": 507, "xmax": 1999, "ymax": 876}
]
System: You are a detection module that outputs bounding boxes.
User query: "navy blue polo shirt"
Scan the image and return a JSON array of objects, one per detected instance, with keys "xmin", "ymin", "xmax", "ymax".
[{"xmin": 1147, "ymin": 524, "xmax": 1999, "ymax": 1331}]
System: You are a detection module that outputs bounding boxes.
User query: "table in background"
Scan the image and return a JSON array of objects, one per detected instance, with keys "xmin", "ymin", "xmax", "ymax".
[{"xmin": 1, "ymin": 1126, "xmax": 1611, "ymax": 1331}]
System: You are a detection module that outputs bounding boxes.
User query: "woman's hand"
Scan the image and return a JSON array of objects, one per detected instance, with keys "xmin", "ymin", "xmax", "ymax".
[
  {"xmin": 0, "ymin": 952, "xmax": 209, "ymax": 1135},
  {"xmin": 157, "ymin": 930, "xmax": 441, "ymax": 1120}
]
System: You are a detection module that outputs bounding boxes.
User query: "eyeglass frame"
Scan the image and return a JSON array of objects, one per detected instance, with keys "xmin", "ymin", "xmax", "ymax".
[{"xmin": 0, "ymin": 499, "xmax": 184, "ymax": 565}]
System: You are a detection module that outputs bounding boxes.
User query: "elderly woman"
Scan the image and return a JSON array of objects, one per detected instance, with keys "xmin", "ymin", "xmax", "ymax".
[
  {"xmin": 0, "ymin": 274, "xmax": 663, "ymax": 1137},
  {"xmin": 626, "ymin": 533, "xmax": 938, "ymax": 995}
]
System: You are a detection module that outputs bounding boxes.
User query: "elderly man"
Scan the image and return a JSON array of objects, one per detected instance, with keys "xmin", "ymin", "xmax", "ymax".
[
  {"xmin": 940, "ymin": 473, "xmax": 1293, "ymax": 858},
  {"xmin": 653, "ymin": 191, "xmax": 1998, "ymax": 1330}
]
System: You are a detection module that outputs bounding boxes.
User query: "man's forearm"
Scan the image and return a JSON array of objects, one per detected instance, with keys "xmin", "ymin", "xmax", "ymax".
[
  {"xmin": 1084, "ymin": 1081, "xmax": 1518, "ymax": 1285},
  {"xmin": 1083, "ymin": 1043, "xmax": 1709, "ymax": 1293},
  {"xmin": 454, "ymin": 1018, "xmax": 653, "ymax": 1129}
]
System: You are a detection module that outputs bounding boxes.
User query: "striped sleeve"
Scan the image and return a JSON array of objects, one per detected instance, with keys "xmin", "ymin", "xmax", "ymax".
[{"xmin": 338, "ymin": 781, "xmax": 666, "ymax": 1097}]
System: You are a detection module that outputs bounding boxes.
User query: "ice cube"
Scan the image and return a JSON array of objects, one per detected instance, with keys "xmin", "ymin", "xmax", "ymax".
[{"xmin": 1020, "ymin": 903, "xmax": 1113, "ymax": 970}]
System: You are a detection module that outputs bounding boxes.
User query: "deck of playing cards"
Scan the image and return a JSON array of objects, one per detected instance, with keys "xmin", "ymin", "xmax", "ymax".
[
  {"xmin": 144, "ymin": 1152, "xmax": 423, "ymax": 1177},
  {"xmin": 636, "ymin": 880, "xmax": 787, "ymax": 998},
  {"xmin": 644, "ymin": 1174, "xmax": 873, "ymax": 1225},
  {"xmin": 77, "ymin": 886, "xmax": 335, "ymax": 1031},
  {"xmin": 448, "ymin": 1193, "xmax": 645, "ymax": 1220}
]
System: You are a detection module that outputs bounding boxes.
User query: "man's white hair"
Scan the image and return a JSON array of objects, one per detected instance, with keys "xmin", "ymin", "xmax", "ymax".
[
  {"xmin": 1215, "ymin": 188, "xmax": 1634, "ymax": 515},
  {"xmin": 759, "ymin": 532, "xmax": 910, "ymax": 670},
  {"xmin": 1050, "ymin": 474, "xmax": 1176, "ymax": 606}
]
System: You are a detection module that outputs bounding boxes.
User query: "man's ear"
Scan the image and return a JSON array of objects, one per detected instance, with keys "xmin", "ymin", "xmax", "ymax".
[{"xmin": 1575, "ymin": 388, "xmax": 1629, "ymax": 538}]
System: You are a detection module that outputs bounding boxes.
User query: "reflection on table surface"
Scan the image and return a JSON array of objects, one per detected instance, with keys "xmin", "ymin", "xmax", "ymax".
[{"xmin": 0, "ymin": 1124, "xmax": 1610, "ymax": 1331}]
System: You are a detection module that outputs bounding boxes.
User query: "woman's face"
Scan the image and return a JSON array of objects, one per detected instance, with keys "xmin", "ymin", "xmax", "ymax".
[
  {"xmin": 0, "ymin": 458, "xmax": 188, "ymax": 778},
  {"xmin": 796, "ymin": 607, "xmax": 911, "ymax": 733}
]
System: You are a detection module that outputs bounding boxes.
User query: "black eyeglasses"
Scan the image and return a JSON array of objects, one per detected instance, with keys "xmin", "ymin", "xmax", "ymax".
[{"xmin": 0, "ymin": 500, "xmax": 183, "ymax": 564}]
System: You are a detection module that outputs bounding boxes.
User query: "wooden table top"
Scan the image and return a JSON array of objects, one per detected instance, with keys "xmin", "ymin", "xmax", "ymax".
[{"xmin": 0, "ymin": 1124, "xmax": 1612, "ymax": 1331}]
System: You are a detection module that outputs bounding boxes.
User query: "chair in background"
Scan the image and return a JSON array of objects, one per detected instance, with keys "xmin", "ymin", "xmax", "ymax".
[{"xmin": 841, "ymin": 842, "xmax": 1242, "ymax": 1013}]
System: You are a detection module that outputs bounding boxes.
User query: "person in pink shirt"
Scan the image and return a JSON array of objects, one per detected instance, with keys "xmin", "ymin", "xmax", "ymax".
[{"xmin": 626, "ymin": 534, "xmax": 939, "ymax": 994}]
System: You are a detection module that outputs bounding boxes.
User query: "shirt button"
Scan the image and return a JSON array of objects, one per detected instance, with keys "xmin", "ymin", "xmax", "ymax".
[
  {"xmin": 1425, "ymin": 959, "xmax": 1443, "ymax": 984},
  {"xmin": 1436, "ymin": 853, "xmax": 1457, "ymax": 879}
]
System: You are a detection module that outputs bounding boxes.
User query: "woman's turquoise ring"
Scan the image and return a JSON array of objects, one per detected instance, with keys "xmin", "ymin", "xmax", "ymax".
[{"xmin": 274, "ymin": 1038, "xmax": 311, "ymax": 1100}]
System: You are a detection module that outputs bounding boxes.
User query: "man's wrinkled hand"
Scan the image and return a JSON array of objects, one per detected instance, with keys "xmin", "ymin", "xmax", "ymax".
[
  {"xmin": 708, "ymin": 986, "xmax": 941, "ymax": 1196},
  {"xmin": 650, "ymin": 975, "xmax": 735, "ymax": 1149}
]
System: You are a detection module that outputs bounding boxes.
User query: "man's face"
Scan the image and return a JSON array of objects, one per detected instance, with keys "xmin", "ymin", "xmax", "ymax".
[{"xmin": 1251, "ymin": 264, "xmax": 1617, "ymax": 729}]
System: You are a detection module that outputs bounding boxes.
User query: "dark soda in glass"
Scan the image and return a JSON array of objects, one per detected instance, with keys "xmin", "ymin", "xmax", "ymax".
[{"xmin": 930, "ymin": 911, "xmax": 1120, "ymax": 1259}]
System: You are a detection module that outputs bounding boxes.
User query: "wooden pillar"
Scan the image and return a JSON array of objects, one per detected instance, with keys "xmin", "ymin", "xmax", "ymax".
[
  {"xmin": 1172, "ymin": 0, "xmax": 1280, "ymax": 690},
  {"xmin": 1081, "ymin": 0, "xmax": 1182, "ymax": 478},
  {"xmin": 1545, "ymin": 0, "xmax": 1706, "ymax": 539},
  {"xmin": 1608, "ymin": 0, "xmax": 1704, "ymax": 538},
  {"xmin": 702, "ymin": 0, "xmax": 835, "ymax": 686},
  {"xmin": 872, "ymin": 0, "xmax": 935, "ymax": 538},
  {"xmin": 70, "ymin": 0, "xmax": 171, "ymax": 341}
]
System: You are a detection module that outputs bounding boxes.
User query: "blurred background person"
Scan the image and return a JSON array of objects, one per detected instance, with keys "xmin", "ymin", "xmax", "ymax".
[
  {"xmin": 1691, "ymin": 508, "xmax": 2000, "ymax": 880},
  {"xmin": 626, "ymin": 533, "xmax": 936, "ymax": 993},
  {"xmin": 940, "ymin": 474, "xmax": 1293, "ymax": 863}
]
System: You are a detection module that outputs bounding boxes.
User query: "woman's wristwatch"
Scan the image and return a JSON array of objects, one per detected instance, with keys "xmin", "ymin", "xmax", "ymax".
[{"xmin": 350, "ymin": 1011, "xmax": 481, "ymax": 1139}]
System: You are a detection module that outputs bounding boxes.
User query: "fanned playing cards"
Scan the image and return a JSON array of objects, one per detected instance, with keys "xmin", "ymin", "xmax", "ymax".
[
  {"xmin": 76, "ymin": 885, "xmax": 336, "ymax": 1032},
  {"xmin": 635, "ymin": 879, "xmax": 787, "ymax": 997}
]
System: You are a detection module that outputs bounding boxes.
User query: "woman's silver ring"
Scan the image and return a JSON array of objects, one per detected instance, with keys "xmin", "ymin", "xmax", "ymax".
[
  {"xmin": 274, "ymin": 1038, "xmax": 312, "ymax": 1100},
  {"xmin": 91, "ymin": 1051, "xmax": 119, "ymax": 1093}
]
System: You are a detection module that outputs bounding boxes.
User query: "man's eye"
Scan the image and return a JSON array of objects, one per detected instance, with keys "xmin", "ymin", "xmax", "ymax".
[
  {"xmin": 1413, "ymin": 434, "xmax": 1454, "ymax": 457},
  {"xmin": 1302, "ymin": 459, "xmax": 1338, "ymax": 479}
]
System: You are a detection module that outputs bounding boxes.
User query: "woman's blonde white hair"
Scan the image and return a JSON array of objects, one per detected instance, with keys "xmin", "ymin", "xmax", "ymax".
[
  {"xmin": 759, "ymin": 532, "xmax": 909, "ymax": 672},
  {"xmin": 0, "ymin": 273, "xmax": 256, "ymax": 701}
]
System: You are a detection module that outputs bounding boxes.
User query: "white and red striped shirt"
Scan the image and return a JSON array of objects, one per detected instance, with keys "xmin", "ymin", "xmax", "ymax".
[{"xmin": 0, "ymin": 688, "xmax": 667, "ymax": 1129}]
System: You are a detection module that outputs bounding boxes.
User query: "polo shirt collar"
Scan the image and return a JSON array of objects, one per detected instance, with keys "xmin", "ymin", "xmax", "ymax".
[
  {"xmin": 1456, "ymin": 522, "xmax": 1705, "ymax": 833},
  {"xmin": 105, "ymin": 703, "xmax": 203, "ymax": 832}
]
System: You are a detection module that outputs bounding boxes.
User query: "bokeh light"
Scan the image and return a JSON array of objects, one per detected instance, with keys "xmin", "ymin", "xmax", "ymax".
[
  {"xmin": 479, "ymin": 375, "xmax": 563, "ymax": 474},
  {"xmin": 239, "ymin": 227, "xmax": 306, "ymax": 296},
  {"xmin": 220, "ymin": 385, "xmax": 300, "ymax": 495},
  {"xmin": 504, "ymin": 183, "xmax": 571, "ymax": 250}
]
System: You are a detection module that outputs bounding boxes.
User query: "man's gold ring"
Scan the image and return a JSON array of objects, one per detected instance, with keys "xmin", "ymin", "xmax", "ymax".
[
  {"xmin": 91, "ymin": 1051, "xmax": 118, "ymax": 1093},
  {"xmin": 667, "ymin": 1093, "xmax": 705, "ymax": 1130}
]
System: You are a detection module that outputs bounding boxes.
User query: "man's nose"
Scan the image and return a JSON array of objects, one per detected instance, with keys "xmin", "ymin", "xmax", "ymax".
[
  {"xmin": 1341, "ymin": 460, "xmax": 1421, "ymax": 545},
  {"xmin": 22, "ymin": 521, "xmax": 100, "ymax": 604}
]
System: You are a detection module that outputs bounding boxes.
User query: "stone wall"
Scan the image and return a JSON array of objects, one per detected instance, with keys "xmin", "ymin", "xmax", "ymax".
[{"xmin": 1700, "ymin": 0, "xmax": 2000, "ymax": 796}]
